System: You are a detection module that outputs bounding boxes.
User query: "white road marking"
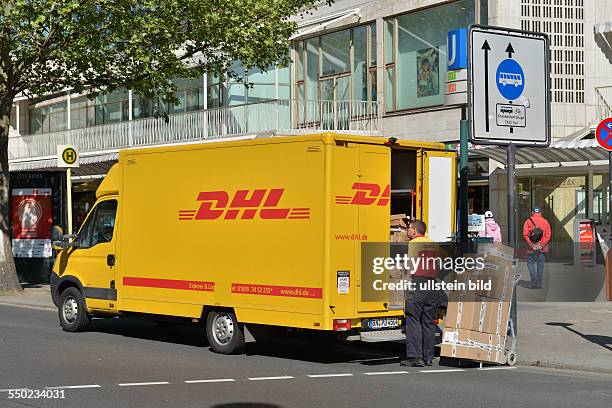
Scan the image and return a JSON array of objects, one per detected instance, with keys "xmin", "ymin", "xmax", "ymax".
[
  {"xmin": 478, "ymin": 366, "xmax": 518, "ymax": 371},
  {"xmin": 46, "ymin": 385, "xmax": 101, "ymax": 390},
  {"xmin": 185, "ymin": 379, "xmax": 236, "ymax": 384},
  {"xmin": 118, "ymin": 381, "xmax": 170, "ymax": 387},
  {"xmin": 307, "ymin": 373, "xmax": 353, "ymax": 378},
  {"xmin": 0, "ymin": 365, "xmax": 518, "ymax": 393},
  {"xmin": 248, "ymin": 376, "xmax": 294, "ymax": 381}
]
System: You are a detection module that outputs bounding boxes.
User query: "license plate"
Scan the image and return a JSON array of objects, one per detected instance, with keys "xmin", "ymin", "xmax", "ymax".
[{"xmin": 367, "ymin": 318, "xmax": 400, "ymax": 330}]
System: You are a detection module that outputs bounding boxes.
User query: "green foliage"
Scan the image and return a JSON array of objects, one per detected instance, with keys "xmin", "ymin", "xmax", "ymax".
[{"xmin": 0, "ymin": 0, "xmax": 332, "ymax": 102}]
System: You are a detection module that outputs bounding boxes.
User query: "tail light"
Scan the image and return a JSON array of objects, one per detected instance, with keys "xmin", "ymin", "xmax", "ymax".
[
  {"xmin": 333, "ymin": 319, "xmax": 351, "ymax": 331},
  {"xmin": 433, "ymin": 319, "xmax": 439, "ymax": 325}
]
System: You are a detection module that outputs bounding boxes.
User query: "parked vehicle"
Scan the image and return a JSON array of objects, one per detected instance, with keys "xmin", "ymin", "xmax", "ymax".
[{"xmin": 50, "ymin": 132, "xmax": 456, "ymax": 354}]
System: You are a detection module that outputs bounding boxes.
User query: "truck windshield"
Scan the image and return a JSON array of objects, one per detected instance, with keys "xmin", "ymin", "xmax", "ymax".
[{"xmin": 77, "ymin": 200, "xmax": 117, "ymax": 248}]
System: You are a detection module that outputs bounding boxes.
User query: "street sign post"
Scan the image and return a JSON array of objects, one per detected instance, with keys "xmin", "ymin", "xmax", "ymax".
[
  {"xmin": 468, "ymin": 25, "xmax": 551, "ymax": 335},
  {"xmin": 469, "ymin": 25, "xmax": 550, "ymax": 147},
  {"xmin": 57, "ymin": 145, "xmax": 79, "ymax": 234}
]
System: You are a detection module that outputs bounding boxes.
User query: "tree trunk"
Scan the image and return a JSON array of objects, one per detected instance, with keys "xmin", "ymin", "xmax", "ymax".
[{"xmin": 0, "ymin": 100, "xmax": 22, "ymax": 292}]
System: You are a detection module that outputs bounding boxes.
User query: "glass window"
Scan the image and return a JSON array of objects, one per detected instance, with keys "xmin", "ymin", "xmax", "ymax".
[
  {"xmin": 77, "ymin": 200, "xmax": 117, "ymax": 248},
  {"xmin": 321, "ymin": 29, "xmax": 350, "ymax": 76},
  {"xmin": 133, "ymin": 97, "xmax": 152, "ymax": 119},
  {"xmin": 370, "ymin": 22, "xmax": 377, "ymax": 67},
  {"xmin": 249, "ymin": 84, "xmax": 277, "ymax": 103},
  {"xmin": 385, "ymin": 19, "xmax": 395, "ymax": 65},
  {"xmin": 353, "ymin": 25, "xmax": 368, "ymax": 102},
  {"xmin": 296, "ymin": 42, "xmax": 304, "ymax": 82},
  {"xmin": 28, "ymin": 102, "xmax": 67, "ymax": 134},
  {"xmin": 227, "ymin": 82, "xmax": 246, "ymax": 105},
  {"xmin": 207, "ymin": 74, "xmax": 223, "ymax": 108},
  {"xmin": 393, "ymin": 0, "xmax": 474, "ymax": 111},
  {"xmin": 305, "ymin": 38, "xmax": 319, "ymax": 100},
  {"xmin": 386, "ymin": 66, "xmax": 395, "ymax": 112}
]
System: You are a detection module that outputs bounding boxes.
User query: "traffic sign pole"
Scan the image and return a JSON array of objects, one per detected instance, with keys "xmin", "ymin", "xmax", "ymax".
[
  {"xmin": 66, "ymin": 168, "xmax": 72, "ymax": 235},
  {"xmin": 460, "ymin": 119, "xmax": 469, "ymax": 246},
  {"xmin": 507, "ymin": 143, "xmax": 517, "ymax": 332}
]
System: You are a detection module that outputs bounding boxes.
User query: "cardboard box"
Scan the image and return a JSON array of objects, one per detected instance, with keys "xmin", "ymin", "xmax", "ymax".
[
  {"xmin": 390, "ymin": 214, "xmax": 408, "ymax": 228},
  {"xmin": 441, "ymin": 328, "xmax": 506, "ymax": 363},
  {"xmin": 390, "ymin": 230, "xmax": 409, "ymax": 242},
  {"xmin": 445, "ymin": 294, "xmax": 508, "ymax": 333},
  {"xmin": 475, "ymin": 255, "xmax": 516, "ymax": 301}
]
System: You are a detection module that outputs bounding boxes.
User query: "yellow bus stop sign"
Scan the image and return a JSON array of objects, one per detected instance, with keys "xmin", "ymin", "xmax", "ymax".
[{"xmin": 57, "ymin": 145, "xmax": 80, "ymax": 168}]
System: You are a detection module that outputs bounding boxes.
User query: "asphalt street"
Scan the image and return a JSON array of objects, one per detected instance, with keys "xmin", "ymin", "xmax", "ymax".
[{"xmin": 1, "ymin": 304, "xmax": 611, "ymax": 408}]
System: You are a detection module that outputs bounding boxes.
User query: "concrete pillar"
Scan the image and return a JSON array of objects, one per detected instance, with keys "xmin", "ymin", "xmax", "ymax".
[{"xmin": 587, "ymin": 170, "xmax": 594, "ymax": 219}]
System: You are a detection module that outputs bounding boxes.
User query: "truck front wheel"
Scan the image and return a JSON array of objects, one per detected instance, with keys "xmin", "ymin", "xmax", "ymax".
[
  {"xmin": 58, "ymin": 287, "xmax": 91, "ymax": 332},
  {"xmin": 206, "ymin": 310, "xmax": 245, "ymax": 354}
]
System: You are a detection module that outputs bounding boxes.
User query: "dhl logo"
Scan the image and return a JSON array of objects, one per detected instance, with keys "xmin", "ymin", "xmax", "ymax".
[
  {"xmin": 179, "ymin": 188, "xmax": 310, "ymax": 220},
  {"xmin": 335, "ymin": 183, "xmax": 390, "ymax": 206}
]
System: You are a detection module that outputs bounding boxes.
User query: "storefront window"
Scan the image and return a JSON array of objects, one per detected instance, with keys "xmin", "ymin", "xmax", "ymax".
[{"xmin": 386, "ymin": 0, "xmax": 474, "ymax": 112}]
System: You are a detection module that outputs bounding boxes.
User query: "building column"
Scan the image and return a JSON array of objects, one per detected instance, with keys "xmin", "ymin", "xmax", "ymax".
[
  {"xmin": 376, "ymin": 17, "xmax": 384, "ymax": 119},
  {"xmin": 587, "ymin": 169, "xmax": 594, "ymax": 219},
  {"xmin": 15, "ymin": 103, "xmax": 19, "ymax": 133}
]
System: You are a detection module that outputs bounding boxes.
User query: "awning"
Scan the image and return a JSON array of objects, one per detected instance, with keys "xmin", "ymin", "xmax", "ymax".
[
  {"xmin": 9, "ymin": 152, "xmax": 118, "ymax": 176},
  {"xmin": 469, "ymin": 138, "xmax": 610, "ymax": 167},
  {"xmin": 595, "ymin": 22, "xmax": 612, "ymax": 63}
]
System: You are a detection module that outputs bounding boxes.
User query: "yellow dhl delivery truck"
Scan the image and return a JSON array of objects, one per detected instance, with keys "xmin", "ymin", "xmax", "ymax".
[{"xmin": 50, "ymin": 132, "xmax": 455, "ymax": 354}]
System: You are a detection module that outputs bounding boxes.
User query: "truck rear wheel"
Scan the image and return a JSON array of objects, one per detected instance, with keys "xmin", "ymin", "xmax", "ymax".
[
  {"xmin": 58, "ymin": 287, "xmax": 91, "ymax": 332},
  {"xmin": 206, "ymin": 310, "xmax": 245, "ymax": 354}
]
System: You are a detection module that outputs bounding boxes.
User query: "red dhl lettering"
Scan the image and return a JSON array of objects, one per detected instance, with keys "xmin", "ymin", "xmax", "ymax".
[
  {"xmin": 335, "ymin": 183, "xmax": 390, "ymax": 206},
  {"xmin": 179, "ymin": 188, "xmax": 310, "ymax": 220}
]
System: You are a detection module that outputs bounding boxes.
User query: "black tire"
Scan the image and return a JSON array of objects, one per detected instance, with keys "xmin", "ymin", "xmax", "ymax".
[
  {"xmin": 205, "ymin": 310, "xmax": 245, "ymax": 354},
  {"xmin": 58, "ymin": 287, "xmax": 91, "ymax": 332}
]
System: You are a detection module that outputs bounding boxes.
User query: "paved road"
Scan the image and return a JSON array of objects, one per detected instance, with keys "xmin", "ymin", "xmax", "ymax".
[{"xmin": 1, "ymin": 305, "xmax": 611, "ymax": 408}]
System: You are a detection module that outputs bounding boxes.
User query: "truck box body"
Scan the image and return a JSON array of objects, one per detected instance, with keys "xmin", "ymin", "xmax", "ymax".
[{"xmin": 52, "ymin": 133, "xmax": 455, "ymax": 335}]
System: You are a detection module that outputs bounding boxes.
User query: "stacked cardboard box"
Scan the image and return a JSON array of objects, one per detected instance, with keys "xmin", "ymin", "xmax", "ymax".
[
  {"xmin": 390, "ymin": 214, "xmax": 409, "ymax": 242},
  {"xmin": 441, "ymin": 244, "xmax": 517, "ymax": 364}
]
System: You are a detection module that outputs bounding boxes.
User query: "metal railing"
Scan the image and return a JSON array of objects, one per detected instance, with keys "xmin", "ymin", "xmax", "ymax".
[
  {"xmin": 595, "ymin": 86, "xmax": 612, "ymax": 123},
  {"xmin": 8, "ymin": 99, "xmax": 379, "ymax": 161}
]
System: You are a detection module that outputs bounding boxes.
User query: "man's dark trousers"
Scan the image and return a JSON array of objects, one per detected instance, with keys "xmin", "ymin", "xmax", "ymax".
[{"xmin": 405, "ymin": 278, "xmax": 439, "ymax": 362}]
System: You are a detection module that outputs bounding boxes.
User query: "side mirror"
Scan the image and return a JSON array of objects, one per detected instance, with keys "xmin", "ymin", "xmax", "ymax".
[{"xmin": 51, "ymin": 225, "xmax": 64, "ymax": 241}]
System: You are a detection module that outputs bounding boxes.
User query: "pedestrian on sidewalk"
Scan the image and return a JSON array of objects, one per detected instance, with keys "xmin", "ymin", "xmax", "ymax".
[
  {"xmin": 401, "ymin": 220, "xmax": 439, "ymax": 368},
  {"xmin": 522, "ymin": 207, "xmax": 551, "ymax": 289},
  {"xmin": 478, "ymin": 210, "xmax": 502, "ymax": 243}
]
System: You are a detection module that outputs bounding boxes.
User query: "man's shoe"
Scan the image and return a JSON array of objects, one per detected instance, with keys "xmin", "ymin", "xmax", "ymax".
[
  {"xmin": 424, "ymin": 360, "xmax": 433, "ymax": 366},
  {"xmin": 400, "ymin": 358, "xmax": 425, "ymax": 367}
]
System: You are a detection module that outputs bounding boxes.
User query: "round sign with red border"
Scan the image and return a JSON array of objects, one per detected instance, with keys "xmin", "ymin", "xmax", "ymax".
[{"xmin": 596, "ymin": 118, "xmax": 612, "ymax": 151}]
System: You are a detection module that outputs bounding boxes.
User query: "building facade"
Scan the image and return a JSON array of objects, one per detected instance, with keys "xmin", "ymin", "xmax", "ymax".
[{"xmin": 7, "ymin": 0, "xmax": 612, "ymax": 281}]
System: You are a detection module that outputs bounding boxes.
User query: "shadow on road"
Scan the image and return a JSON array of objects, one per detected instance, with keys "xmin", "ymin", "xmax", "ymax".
[
  {"xmin": 86, "ymin": 317, "xmax": 466, "ymax": 367},
  {"xmin": 546, "ymin": 322, "xmax": 612, "ymax": 352},
  {"xmin": 89, "ymin": 318, "xmax": 208, "ymax": 348}
]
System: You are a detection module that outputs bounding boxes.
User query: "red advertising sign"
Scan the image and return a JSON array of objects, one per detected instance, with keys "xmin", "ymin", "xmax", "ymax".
[
  {"xmin": 11, "ymin": 188, "xmax": 52, "ymax": 239},
  {"xmin": 11, "ymin": 188, "xmax": 53, "ymax": 258}
]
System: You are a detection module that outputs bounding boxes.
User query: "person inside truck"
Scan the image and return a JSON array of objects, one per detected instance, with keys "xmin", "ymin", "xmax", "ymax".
[{"xmin": 401, "ymin": 220, "xmax": 439, "ymax": 367}]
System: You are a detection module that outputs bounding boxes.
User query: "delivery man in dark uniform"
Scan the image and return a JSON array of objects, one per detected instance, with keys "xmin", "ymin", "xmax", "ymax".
[{"xmin": 401, "ymin": 220, "xmax": 439, "ymax": 367}]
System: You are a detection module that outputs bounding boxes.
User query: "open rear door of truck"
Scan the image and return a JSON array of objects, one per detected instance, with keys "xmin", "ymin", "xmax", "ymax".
[
  {"xmin": 356, "ymin": 143, "xmax": 391, "ymax": 313},
  {"xmin": 419, "ymin": 150, "xmax": 456, "ymax": 242}
]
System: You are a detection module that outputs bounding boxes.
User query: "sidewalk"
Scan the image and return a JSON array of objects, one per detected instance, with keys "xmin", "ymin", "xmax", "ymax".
[
  {"xmin": 517, "ymin": 302, "xmax": 612, "ymax": 373},
  {"xmin": 0, "ymin": 285, "xmax": 56, "ymax": 311},
  {"xmin": 2, "ymin": 285, "xmax": 612, "ymax": 373}
]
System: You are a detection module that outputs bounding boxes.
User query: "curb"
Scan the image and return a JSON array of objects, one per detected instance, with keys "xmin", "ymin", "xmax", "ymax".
[{"xmin": 520, "ymin": 359, "xmax": 612, "ymax": 375}]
